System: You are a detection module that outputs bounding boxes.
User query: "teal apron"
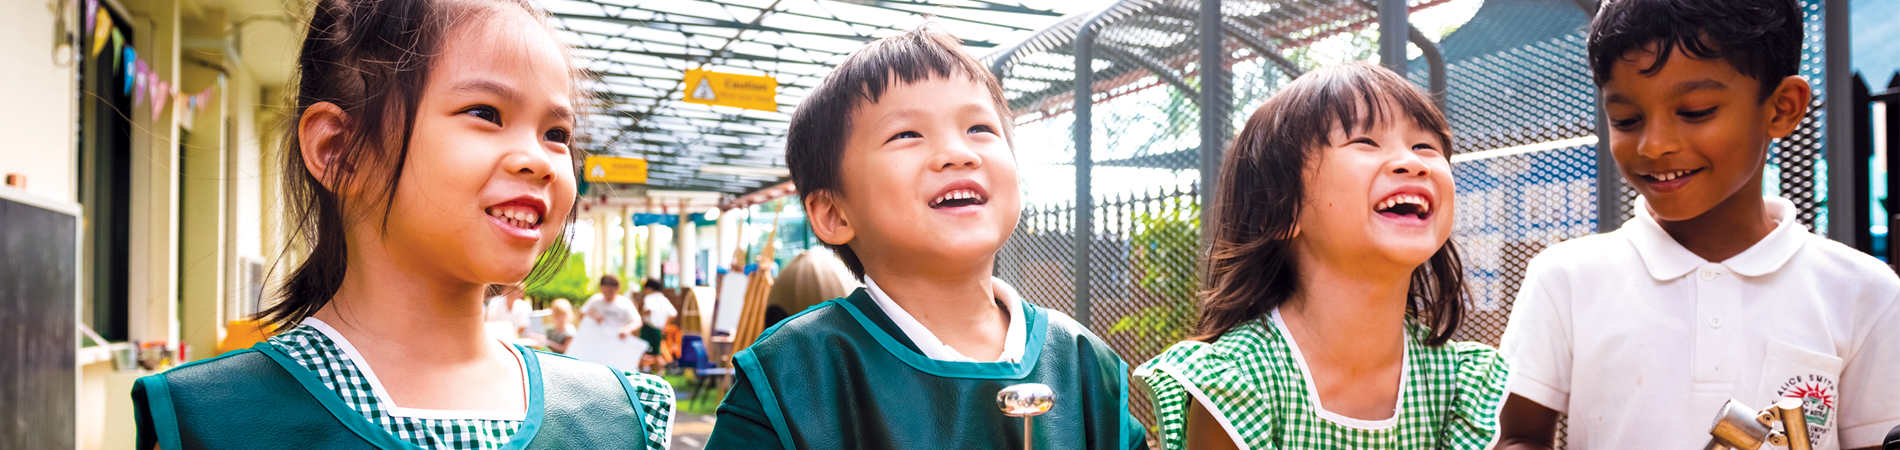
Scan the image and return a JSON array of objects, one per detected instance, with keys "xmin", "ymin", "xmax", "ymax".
[
  {"xmin": 133, "ymin": 342, "xmax": 648, "ymax": 449},
  {"xmin": 733, "ymin": 289, "xmax": 1146, "ymax": 450}
]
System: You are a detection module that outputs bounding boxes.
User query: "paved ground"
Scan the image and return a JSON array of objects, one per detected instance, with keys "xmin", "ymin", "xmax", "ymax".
[{"xmin": 671, "ymin": 410, "xmax": 715, "ymax": 450}]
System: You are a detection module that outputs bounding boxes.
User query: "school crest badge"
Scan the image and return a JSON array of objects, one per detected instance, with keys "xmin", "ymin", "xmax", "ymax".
[{"xmin": 1776, "ymin": 374, "xmax": 1836, "ymax": 446}]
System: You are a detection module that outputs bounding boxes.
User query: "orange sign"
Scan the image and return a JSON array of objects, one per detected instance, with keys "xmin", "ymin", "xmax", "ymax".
[{"xmin": 682, "ymin": 69, "xmax": 778, "ymax": 112}]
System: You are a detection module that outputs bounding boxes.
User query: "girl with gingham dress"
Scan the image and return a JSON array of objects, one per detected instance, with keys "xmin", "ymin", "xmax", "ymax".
[
  {"xmin": 1136, "ymin": 62, "xmax": 1508, "ymax": 449},
  {"xmin": 129, "ymin": 0, "xmax": 672, "ymax": 448}
]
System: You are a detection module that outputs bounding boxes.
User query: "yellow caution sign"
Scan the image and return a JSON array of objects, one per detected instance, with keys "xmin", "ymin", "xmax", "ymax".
[
  {"xmin": 682, "ymin": 69, "xmax": 778, "ymax": 112},
  {"xmin": 584, "ymin": 156, "xmax": 648, "ymax": 184}
]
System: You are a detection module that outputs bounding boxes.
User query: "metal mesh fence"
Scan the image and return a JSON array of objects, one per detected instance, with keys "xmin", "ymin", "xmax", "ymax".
[{"xmin": 989, "ymin": 0, "xmax": 1838, "ymax": 442}]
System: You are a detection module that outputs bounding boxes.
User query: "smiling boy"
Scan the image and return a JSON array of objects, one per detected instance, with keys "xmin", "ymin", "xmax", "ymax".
[
  {"xmin": 1496, "ymin": 1, "xmax": 1900, "ymax": 449},
  {"xmin": 704, "ymin": 25, "xmax": 1145, "ymax": 450}
]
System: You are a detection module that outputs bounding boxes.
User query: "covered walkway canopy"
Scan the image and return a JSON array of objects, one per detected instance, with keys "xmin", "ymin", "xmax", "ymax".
[{"xmin": 546, "ymin": 0, "xmax": 1105, "ymax": 198}]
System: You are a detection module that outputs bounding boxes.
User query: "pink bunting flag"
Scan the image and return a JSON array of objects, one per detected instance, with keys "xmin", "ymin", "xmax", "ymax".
[
  {"xmin": 131, "ymin": 62, "xmax": 145, "ymax": 108},
  {"xmin": 84, "ymin": 0, "xmax": 97, "ymax": 36},
  {"xmin": 151, "ymin": 80, "xmax": 169, "ymax": 117}
]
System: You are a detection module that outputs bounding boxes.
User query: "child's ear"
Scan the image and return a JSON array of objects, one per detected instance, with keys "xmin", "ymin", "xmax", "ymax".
[
  {"xmin": 1763, "ymin": 75, "xmax": 1814, "ymax": 139},
  {"xmin": 298, "ymin": 102, "xmax": 355, "ymax": 194},
  {"xmin": 804, "ymin": 190, "xmax": 856, "ymax": 246}
]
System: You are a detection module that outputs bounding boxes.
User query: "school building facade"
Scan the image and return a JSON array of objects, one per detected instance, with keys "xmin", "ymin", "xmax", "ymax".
[{"xmin": 1, "ymin": 0, "xmax": 300, "ymax": 447}]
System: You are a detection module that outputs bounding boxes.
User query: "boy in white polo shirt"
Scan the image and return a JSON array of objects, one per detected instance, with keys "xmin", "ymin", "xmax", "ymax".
[{"xmin": 1495, "ymin": 0, "xmax": 1900, "ymax": 449}]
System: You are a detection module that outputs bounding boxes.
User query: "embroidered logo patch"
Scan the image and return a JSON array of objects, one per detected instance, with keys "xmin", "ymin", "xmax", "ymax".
[{"xmin": 1776, "ymin": 374, "xmax": 1836, "ymax": 445}]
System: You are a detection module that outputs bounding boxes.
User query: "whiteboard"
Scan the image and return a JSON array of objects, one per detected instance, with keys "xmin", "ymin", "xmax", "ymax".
[{"xmin": 561, "ymin": 319, "xmax": 649, "ymax": 373}]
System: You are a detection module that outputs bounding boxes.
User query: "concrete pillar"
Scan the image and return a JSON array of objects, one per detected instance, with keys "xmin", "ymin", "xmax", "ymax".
[
  {"xmin": 716, "ymin": 208, "xmax": 736, "ymax": 270},
  {"xmin": 677, "ymin": 200, "xmax": 696, "ymax": 287},
  {"xmin": 645, "ymin": 223, "xmax": 663, "ymax": 283},
  {"xmin": 179, "ymin": 10, "xmax": 228, "ymax": 360},
  {"xmin": 127, "ymin": 0, "xmax": 184, "ymax": 343},
  {"xmin": 620, "ymin": 207, "xmax": 634, "ymax": 282},
  {"xmin": 592, "ymin": 209, "xmax": 609, "ymax": 279}
]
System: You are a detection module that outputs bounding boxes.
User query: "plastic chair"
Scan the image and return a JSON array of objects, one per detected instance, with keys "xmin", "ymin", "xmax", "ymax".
[
  {"xmin": 678, "ymin": 334, "xmax": 702, "ymax": 369},
  {"xmin": 685, "ymin": 336, "xmax": 732, "ymax": 407}
]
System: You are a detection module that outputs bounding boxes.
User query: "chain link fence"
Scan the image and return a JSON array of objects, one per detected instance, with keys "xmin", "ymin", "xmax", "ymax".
[{"xmin": 988, "ymin": 0, "xmax": 1839, "ymax": 442}]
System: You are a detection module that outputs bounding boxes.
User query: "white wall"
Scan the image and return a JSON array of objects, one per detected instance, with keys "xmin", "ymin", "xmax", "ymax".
[{"xmin": 0, "ymin": 0, "xmax": 80, "ymax": 202}]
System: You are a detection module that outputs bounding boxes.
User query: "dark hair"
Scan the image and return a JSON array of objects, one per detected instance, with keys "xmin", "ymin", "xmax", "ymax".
[
  {"xmin": 1192, "ymin": 62, "xmax": 1468, "ymax": 347},
  {"xmin": 1587, "ymin": 0, "xmax": 1804, "ymax": 99},
  {"xmin": 784, "ymin": 24, "xmax": 1014, "ymax": 279},
  {"xmin": 643, "ymin": 278, "xmax": 664, "ymax": 292},
  {"xmin": 599, "ymin": 275, "xmax": 621, "ymax": 288},
  {"xmin": 259, "ymin": 0, "xmax": 583, "ymax": 333}
]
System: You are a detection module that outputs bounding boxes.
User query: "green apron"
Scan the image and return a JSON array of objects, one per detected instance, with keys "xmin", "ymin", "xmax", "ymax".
[
  {"xmin": 732, "ymin": 289, "xmax": 1146, "ymax": 450},
  {"xmin": 133, "ymin": 342, "xmax": 647, "ymax": 449}
]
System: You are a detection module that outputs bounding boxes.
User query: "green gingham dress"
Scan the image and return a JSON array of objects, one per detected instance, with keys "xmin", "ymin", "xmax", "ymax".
[
  {"xmin": 270, "ymin": 319, "xmax": 675, "ymax": 449},
  {"xmin": 1134, "ymin": 310, "xmax": 1508, "ymax": 449}
]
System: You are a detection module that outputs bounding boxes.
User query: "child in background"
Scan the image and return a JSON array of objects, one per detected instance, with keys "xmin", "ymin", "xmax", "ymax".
[
  {"xmin": 705, "ymin": 25, "xmax": 1146, "ymax": 450},
  {"xmin": 634, "ymin": 279, "xmax": 672, "ymax": 364},
  {"xmin": 543, "ymin": 299, "xmax": 577, "ymax": 354},
  {"xmin": 131, "ymin": 0, "xmax": 673, "ymax": 448},
  {"xmin": 1497, "ymin": 0, "xmax": 1900, "ymax": 448},
  {"xmin": 1136, "ymin": 62, "xmax": 1508, "ymax": 449}
]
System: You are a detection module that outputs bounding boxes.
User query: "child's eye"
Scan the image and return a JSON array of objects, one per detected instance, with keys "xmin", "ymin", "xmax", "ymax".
[
  {"xmin": 1412, "ymin": 143, "xmax": 1438, "ymax": 152},
  {"xmin": 887, "ymin": 131, "xmax": 922, "ymax": 142},
  {"xmin": 1349, "ymin": 137, "xmax": 1377, "ymax": 146},
  {"xmin": 968, "ymin": 125, "xmax": 996, "ymax": 135},
  {"xmin": 463, "ymin": 106, "xmax": 501, "ymax": 125},
  {"xmin": 544, "ymin": 128, "xmax": 570, "ymax": 145},
  {"xmin": 1678, "ymin": 107, "xmax": 1717, "ymax": 120},
  {"xmin": 1610, "ymin": 116, "xmax": 1642, "ymax": 130}
]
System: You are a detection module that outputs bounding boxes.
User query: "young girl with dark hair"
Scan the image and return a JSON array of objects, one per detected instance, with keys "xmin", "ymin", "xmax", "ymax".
[
  {"xmin": 1135, "ymin": 62, "xmax": 1507, "ymax": 449},
  {"xmin": 130, "ymin": 0, "xmax": 672, "ymax": 448}
]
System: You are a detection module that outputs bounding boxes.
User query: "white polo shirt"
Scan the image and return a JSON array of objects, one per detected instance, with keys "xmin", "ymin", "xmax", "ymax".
[{"xmin": 1501, "ymin": 196, "xmax": 1900, "ymax": 450}]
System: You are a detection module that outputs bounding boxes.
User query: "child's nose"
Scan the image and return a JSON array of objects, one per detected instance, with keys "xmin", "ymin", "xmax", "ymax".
[
  {"xmin": 1390, "ymin": 151, "xmax": 1431, "ymax": 177},
  {"xmin": 930, "ymin": 138, "xmax": 983, "ymax": 171},
  {"xmin": 503, "ymin": 140, "xmax": 556, "ymax": 182},
  {"xmin": 1636, "ymin": 126, "xmax": 1683, "ymax": 159}
]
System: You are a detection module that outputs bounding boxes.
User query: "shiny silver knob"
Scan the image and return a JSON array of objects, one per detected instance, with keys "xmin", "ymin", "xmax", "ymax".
[
  {"xmin": 997, "ymin": 383, "xmax": 1055, "ymax": 417},
  {"xmin": 998, "ymin": 383, "xmax": 1055, "ymax": 450}
]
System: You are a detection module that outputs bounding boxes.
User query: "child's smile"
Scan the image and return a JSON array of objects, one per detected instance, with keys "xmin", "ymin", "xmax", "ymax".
[
  {"xmin": 927, "ymin": 180, "xmax": 991, "ymax": 215},
  {"xmin": 484, "ymin": 196, "xmax": 548, "ymax": 241},
  {"xmin": 1373, "ymin": 190, "xmax": 1434, "ymax": 224},
  {"xmin": 1633, "ymin": 167, "xmax": 1703, "ymax": 193}
]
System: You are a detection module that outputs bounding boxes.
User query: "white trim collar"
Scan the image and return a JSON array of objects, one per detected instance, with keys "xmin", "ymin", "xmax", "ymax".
[
  {"xmin": 1623, "ymin": 196, "xmax": 1808, "ymax": 280},
  {"xmin": 1268, "ymin": 309, "xmax": 1404, "ymax": 430},
  {"xmin": 862, "ymin": 276, "xmax": 1027, "ymax": 363},
  {"xmin": 302, "ymin": 317, "xmax": 529, "ymax": 421}
]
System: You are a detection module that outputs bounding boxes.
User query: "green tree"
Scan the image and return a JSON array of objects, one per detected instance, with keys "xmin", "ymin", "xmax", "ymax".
[
  {"xmin": 526, "ymin": 252, "xmax": 594, "ymax": 306},
  {"xmin": 1109, "ymin": 199, "xmax": 1200, "ymax": 354}
]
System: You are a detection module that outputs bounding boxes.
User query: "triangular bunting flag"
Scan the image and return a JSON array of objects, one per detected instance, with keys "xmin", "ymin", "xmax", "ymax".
[
  {"xmin": 151, "ymin": 80, "xmax": 168, "ymax": 117},
  {"xmin": 132, "ymin": 63, "xmax": 145, "ymax": 107},
  {"xmin": 91, "ymin": 13, "xmax": 112, "ymax": 58},
  {"xmin": 84, "ymin": 0, "xmax": 97, "ymax": 36},
  {"xmin": 122, "ymin": 48, "xmax": 135, "ymax": 95},
  {"xmin": 111, "ymin": 30, "xmax": 123, "ymax": 71}
]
